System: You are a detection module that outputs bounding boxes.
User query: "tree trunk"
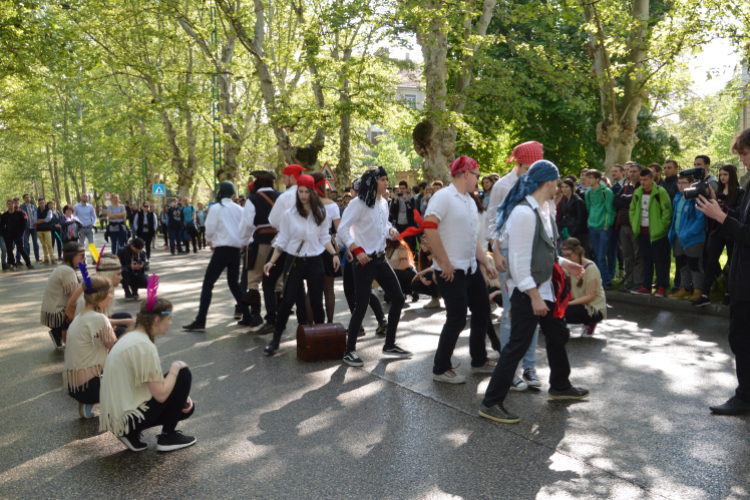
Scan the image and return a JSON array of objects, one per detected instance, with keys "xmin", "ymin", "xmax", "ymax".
[
  {"xmin": 147, "ymin": 80, "xmax": 189, "ymax": 196},
  {"xmin": 77, "ymin": 102, "xmax": 87, "ymax": 195},
  {"xmin": 335, "ymin": 47, "xmax": 353, "ymax": 191}
]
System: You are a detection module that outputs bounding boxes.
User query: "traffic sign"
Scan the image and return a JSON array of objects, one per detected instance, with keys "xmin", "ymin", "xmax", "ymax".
[
  {"xmin": 104, "ymin": 192, "xmax": 111, "ymax": 200},
  {"xmin": 321, "ymin": 162, "xmax": 336, "ymax": 182},
  {"xmin": 153, "ymin": 184, "xmax": 166, "ymax": 197}
]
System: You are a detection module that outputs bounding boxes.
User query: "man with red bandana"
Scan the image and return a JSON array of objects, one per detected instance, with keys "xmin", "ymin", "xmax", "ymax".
[{"xmin": 424, "ymin": 156, "xmax": 499, "ymax": 384}]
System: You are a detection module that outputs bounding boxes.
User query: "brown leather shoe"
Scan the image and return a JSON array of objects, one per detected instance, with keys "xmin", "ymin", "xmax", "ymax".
[{"xmin": 667, "ymin": 287, "xmax": 692, "ymax": 299}]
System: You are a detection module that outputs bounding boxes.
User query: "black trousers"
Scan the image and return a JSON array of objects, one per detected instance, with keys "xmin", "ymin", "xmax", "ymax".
[
  {"xmin": 729, "ymin": 300, "xmax": 750, "ymax": 403},
  {"xmin": 410, "ymin": 270, "xmax": 440, "ymax": 298},
  {"xmin": 393, "ymin": 268, "xmax": 417, "ymax": 297},
  {"xmin": 346, "ymin": 256, "xmax": 404, "ymax": 353},
  {"xmin": 483, "ymin": 289, "xmax": 572, "ymax": 407},
  {"xmin": 702, "ymin": 233, "xmax": 733, "ymax": 295},
  {"xmin": 111, "ymin": 312, "xmax": 132, "ymax": 338},
  {"xmin": 121, "ymin": 269, "xmax": 149, "ymax": 297},
  {"xmin": 272, "ymin": 255, "xmax": 325, "ymax": 344},
  {"xmin": 138, "ymin": 234, "xmax": 153, "ymax": 259},
  {"xmin": 433, "ymin": 268, "xmax": 490, "ymax": 374},
  {"xmin": 199, "ymin": 226, "xmax": 206, "ymax": 249},
  {"xmin": 343, "ymin": 259, "xmax": 386, "ymax": 323},
  {"xmin": 8, "ymin": 235, "xmax": 30, "ymax": 266},
  {"xmin": 564, "ymin": 304, "xmax": 603, "ymax": 325},
  {"xmin": 262, "ymin": 251, "xmax": 307, "ymax": 325},
  {"xmin": 128, "ymin": 368, "xmax": 194, "ymax": 437},
  {"xmin": 195, "ymin": 246, "xmax": 248, "ymax": 325},
  {"xmin": 68, "ymin": 375, "xmax": 100, "ymax": 405}
]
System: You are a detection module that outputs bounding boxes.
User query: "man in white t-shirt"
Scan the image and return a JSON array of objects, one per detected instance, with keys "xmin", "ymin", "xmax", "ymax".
[
  {"xmin": 487, "ymin": 141, "xmax": 545, "ymax": 391},
  {"xmin": 424, "ymin": 156, "xmax": 498, "ymax": 384}
]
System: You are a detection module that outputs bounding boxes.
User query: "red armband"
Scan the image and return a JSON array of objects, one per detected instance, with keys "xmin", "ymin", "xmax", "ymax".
[
  {"xmin": 423, "ymin": 221, "xmax": 439, "ymax": 230},
  {"xmin": 352, "ymin": 246, "xmax": 365, "ymax": 257}
]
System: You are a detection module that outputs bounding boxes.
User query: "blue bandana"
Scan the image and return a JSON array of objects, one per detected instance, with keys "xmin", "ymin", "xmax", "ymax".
[{"xmin": 490, "ymin": 160, "xmax": 560, "ymax": 239}]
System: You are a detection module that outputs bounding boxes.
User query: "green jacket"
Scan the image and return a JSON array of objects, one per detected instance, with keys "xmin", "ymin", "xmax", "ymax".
[
  {"xmin": 584, "ymin": 184, "xmax": 616, "ymax": 230},
  {"xmin": 629, "ymin": 185, "xmax": 673, "ymax": 241}
]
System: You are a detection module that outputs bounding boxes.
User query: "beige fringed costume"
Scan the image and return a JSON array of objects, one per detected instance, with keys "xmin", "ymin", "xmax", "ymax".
[
  {"xmin": 63, "ymin": 311, "xmax": 114, "ymax": 392},
  {"xmin": 99, "ymin": 330, "xmax": 164, "ymax": 437},
  {"xmin": 40, "ymin": 265, "xmax": 79, "ymax": 328}
]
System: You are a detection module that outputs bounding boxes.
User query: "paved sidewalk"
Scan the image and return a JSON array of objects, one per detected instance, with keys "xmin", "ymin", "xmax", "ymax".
[{"xmin": 0, "ymin": 244, "xmax": 747, "ymax": 499}]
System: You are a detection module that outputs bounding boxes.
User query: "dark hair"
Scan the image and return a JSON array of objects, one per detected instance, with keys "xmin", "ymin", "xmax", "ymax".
[
  {"xmin": 135, "ymin": 298, "xmax": 173, "ymax": 343},
  {"xmin": 640, "ymin": 168, "xmax": 654, "ymax": 178},
  {"xmin": 295, "ymin": 186, "xmax": 326, "ymax": 226},
  {"xmin": 695, "ymin": 155, "xmax": 711, "ymax": 165},
  {"xmin": 731, "ymin": 128, "xmax": 750, "ymax": 155},
  {"xmin": 718, "ymin": 163, "xmax": 740, "ymax": 205},
  {"xmin": 469, "ymin": 191, "xmax": 485, "ymax": 213},
  {"xmin": 665, "ymin": 159, "xmax": 680, "ymax": 170},
  {"xmin": 561, "ymin": 237, "xmax": 585, "ymax": 261},
  {"xmin": 587, "ymin": 170, "xmax": 602, "ymax": 180},
  {"xmin": 63, "ymin": 204, "xmax": 73, "ymax": 213},
  {"xmin": 419, "ymin": 181, "xmax": 427, "ymax": 189},
  {"xmin": 432, "ymin": 180, "xmax": 443, "ymax": 187},
  {"xmin": 412, "ymin": 186, "xmax": 420, "ymax": 195},
  {"xmin": 679, "ymin": 174, "xmax": 695, "ymax": 183},
  {"xmin": 385, "ymin": 239, "xmax": 415, "ymax": 266},
  {"xmin": 563, "ymin": 179, "xmax": 576, "ymax": 193},
  {"xmin": 131, "ymin": 237, "xmax": 145, "ymax": 250},
  {"xmin": 648, "ymin": 163, "xmax": 662, "ymax": 173},
  {"xmin": 63, "ymin": 242, "xmax": 84, "ymax": 267},
  {"xmin": 630, "ymin": 163, "xmax": 643, "ymax": 171},
  {"xmin": 564, "ymin": 174, "xmax": 577, "ymax": 183},
  {"xmin": 612, "ymin": 164, "xmax": 624, "ymax": 172}
]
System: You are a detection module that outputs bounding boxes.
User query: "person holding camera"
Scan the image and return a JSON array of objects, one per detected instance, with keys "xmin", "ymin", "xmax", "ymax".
[
  {"xmin": 629, "ymin": 168, "xmax": 673, "ymax": 297},
  {"xmin": 694, "ymin": 164, "xmax": 745, "ymax": 307},
  {"xmin": 118, "ymin": 238, "xmax": 150, "ymax": 300},
  {"xmin": 666, "ymin": 171, "xmax": 706, "ymax": 301},
  {"xmin": 696, "ymin": 127, "xmax": 750, "ymax": 415},
  {"xmin": 390, "ymin": 180, "xmax": 418, "ymax": 255}
]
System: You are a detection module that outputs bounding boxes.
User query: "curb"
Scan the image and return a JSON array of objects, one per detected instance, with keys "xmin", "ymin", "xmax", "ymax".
[{"xmin": 605, "ymin": 290, "xmax": 729, "ymax": 318}]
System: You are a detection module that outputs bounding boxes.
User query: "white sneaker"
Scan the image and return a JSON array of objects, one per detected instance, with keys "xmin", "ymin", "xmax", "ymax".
[
  {"xmin": 471, "ymin": 358, "xmax": 497, "ymax": 374},
  {"xmin": 510, "ymin": 375, "xmax": 528, "ymax": 392},
  {"xmin": 433, "ymin": 369, "xmax": 466, "ymax": 384},
  {"xmin": 424, "ymin": 297, "xmax": 441, "ymax": 309}
]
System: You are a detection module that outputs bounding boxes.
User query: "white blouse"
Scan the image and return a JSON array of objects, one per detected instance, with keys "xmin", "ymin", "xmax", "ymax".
[
  {"xmin": 274, "ymin": 206, "xmax": 331, "ymax": 257},
  {"xmin": 337, "ymin": 197, "xmax": 392, "ymax": 254}
]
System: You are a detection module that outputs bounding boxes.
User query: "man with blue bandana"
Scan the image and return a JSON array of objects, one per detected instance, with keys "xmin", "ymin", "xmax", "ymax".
[{"xmin": 480, "ymin": 160, "xmax": 590, "ymax": 424}]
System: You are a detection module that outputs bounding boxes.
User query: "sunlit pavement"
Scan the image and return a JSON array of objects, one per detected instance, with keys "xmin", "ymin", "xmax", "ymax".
[{"xmin": 0, "ymin": 240, "xmax": 747, "ymax": 500}]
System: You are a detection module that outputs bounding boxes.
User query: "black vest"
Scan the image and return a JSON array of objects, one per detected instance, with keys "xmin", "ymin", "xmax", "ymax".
[
  {"xmin": 250, "ymin": 189, "xmax": 280, "ymax": 244},
  {"xmin": 135, "ymin": 211, "xmax": 156, "ymax": 237}
]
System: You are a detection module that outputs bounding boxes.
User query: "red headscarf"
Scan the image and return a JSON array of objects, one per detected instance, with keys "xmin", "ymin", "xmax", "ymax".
[
  {"xmin": 506, "ymin": 141, "xmax": 543, "ymax": 165},
  {"xmin": 282, "ymin": 164, "xmax": 306, "ymax": 180},
  {"xmin": 313, "ymin": 178, "xmax": 326, "ymax": 196},
  {"xmin": 450, "ymin": 156, "xmax": 479, "ymax": 177},
  {"xmin": 297, "ymin": 175, "xmax": 316, "ymax": 191}
]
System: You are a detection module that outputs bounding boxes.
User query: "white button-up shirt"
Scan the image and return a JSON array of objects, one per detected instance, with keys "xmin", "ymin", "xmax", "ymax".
[
  {"xmin": 337, "ymin": 197, "xmax": 391, "ymax": 254},
  {"xmin": 506, "ymin": 195, "xmax": 557, "ymax": 301},
  {"xmin": 425, "ymin": 183, "xmax": 478, "ymax": 273},
  {"xmin": 205, "ymin": 198, "xmax": 253, "ymax": 249},
  {"xmin": 268, "ymin": 185, "xmax": 297, "ymax": 230},
  {"xmin": 274, "ymin": 207, "xmax": 331, "ymax": 257}
]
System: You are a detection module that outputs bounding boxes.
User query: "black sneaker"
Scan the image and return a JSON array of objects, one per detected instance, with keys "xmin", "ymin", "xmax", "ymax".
[
  {"xmin": 48, "ymin": 330, "xmax": 64, "ymax": 350},
  {"xmin": 156, "ymin": 430, "xmax": 197, "ymax": 452},
  {"xmin": 412, "ymin": 293, "xmax": 419, "ymax": 303},
  {"xmin": 250, "ymin": 315, "xmax": 264, "ymax": 328},
  {"xmin": 118, "ymin": 432, "xmax": 148, "ymax": 452},
  {"xmin": 548, "ymin": 386, "xmax": 590, "ymax": 400},
  {"xmin": 264, "ymin": 342, "xmax": 279, "ymax": 356},
  {"xmin": 124, "ymin": 293, "xmax": 134, "ymax": 300},
  {"xmin": 382, "ymin": 345, "xmax": 412, "ymax": 358},
  {"xmin": 478, "ymin": 403, "xmax": 520, "ymax": 424},
  {"xmin": 256, "ymin": 323, "xmax": 275, "ymax": 335},
  {"xmin": 375, "ymin": 322, "xmax": 388, "ymax": 336},
  {"xmin": 523, "ymin": 368, "xmax": 542, "ymax": 388},
  {"xmin": 709, "ymin": 396, "xmax": 750, "ymax": 415},
  {"xmin": 343, "ymin": 351, "xmax": 364, "ymax": 367},
  {"xmin": 237, "ymin": 318, "xmax": 254, "ymax": 327},
  {"xmin": 182, "ymin": 322, "xmax": 206, "ymax": 332},
  {"xmin": 132, "ymin": 294, "xmax": 140, "ymax": 301},
  {"xmin": 603, "ymin": 283, "xmax": 614, "ymax": 291},
  {"xmin": 692, "ymin": 296, "xmax": 711, "ymax": 307}
]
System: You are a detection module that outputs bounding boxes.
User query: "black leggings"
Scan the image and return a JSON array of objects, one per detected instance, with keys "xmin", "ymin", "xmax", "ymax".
[
  {"xmin": 68, "ymin": 375, "xmax": 101, "ymax": 405},
  {"xmin": 564, "ymin": 304, "xmax": 604, "ymax": 325},
  {"xmin": 409, "ymin": 270, "xmax": 440, "ymax": 298},
  {"xmin": 702, "ymin": 233, "xmax": 733, "ymax": 295},
  {"xmin": 272, "ymin": 255, "xmax": 326, "ymax": 345},
  {"xmin": 343, "ymin": 258, "xmax": 386, "ymax": 323},
  {"xmin": 128, "ymin": 368, "xmax": 194, "ymax": 437}
]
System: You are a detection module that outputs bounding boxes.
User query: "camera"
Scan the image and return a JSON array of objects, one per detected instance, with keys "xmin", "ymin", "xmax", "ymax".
[{"xmin": 681, "ymin": 167, "xmax": 708, "ymax": 200}]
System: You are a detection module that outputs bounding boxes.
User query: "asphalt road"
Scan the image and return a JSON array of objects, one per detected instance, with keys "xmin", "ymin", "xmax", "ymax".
[{"xmin": 0, "ymin": 239, "xmax": 746, "ymax": 500}]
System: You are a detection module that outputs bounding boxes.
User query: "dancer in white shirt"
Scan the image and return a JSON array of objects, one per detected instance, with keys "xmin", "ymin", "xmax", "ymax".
[
  {"xmin": 423, "ymin": 156, "xmax": 498, "ymax": 384},
  {"xmin": 480, "ymin": 160, "xmax": 589, "ymax": 424},
  {"xmin": 183, "ymin": 182, "xmax": 254, "ymax": 331},
  {"xmin": 337, "ymin": 166, "xmax": 412, "ymax": 367},
  {"xmin": 263, "ymin": 175, "xmax": 340, "ymax": 355}
]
